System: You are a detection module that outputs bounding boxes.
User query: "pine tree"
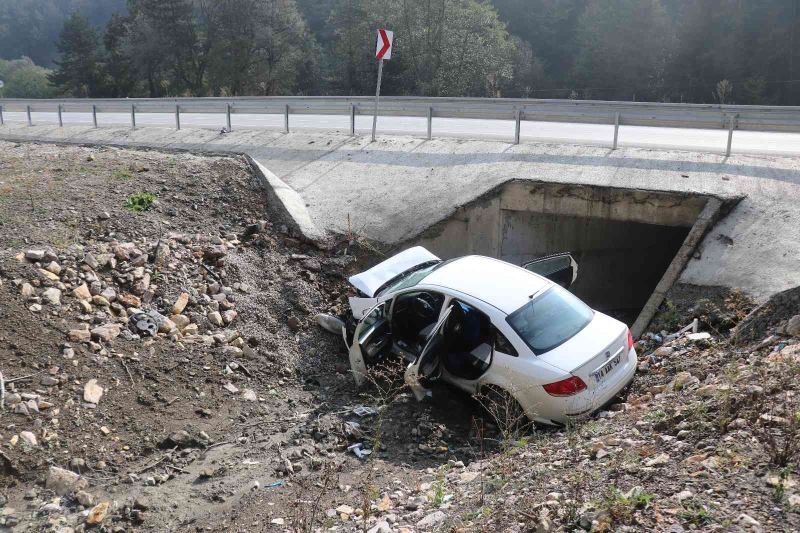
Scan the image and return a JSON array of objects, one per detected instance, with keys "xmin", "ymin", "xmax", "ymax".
[{"xmin": 48, "ymin": 13, "xmax": 103, "ymax": 97}]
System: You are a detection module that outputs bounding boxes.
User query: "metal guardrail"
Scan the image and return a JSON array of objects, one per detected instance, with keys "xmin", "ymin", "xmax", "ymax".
[{"xmin": 2, "ymin": 96, "xmax": 800, "ymax": 155}]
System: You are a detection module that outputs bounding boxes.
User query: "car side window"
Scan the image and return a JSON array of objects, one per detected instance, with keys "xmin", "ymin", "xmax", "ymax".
[{"xmin": 494, "ymin": 328, "xmax": 519, "ymax": 357}]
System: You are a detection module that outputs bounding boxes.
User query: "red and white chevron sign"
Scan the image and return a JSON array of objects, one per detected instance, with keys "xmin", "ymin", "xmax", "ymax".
[{"xmin": 375, "ymin": 29, "xmax": 394, "ymax": 60}]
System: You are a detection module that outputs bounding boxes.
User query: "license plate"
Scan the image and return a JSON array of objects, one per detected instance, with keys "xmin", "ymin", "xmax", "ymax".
[{"xmin": 592, "ymin": 353, "xmax": 622, "ymax": 383}]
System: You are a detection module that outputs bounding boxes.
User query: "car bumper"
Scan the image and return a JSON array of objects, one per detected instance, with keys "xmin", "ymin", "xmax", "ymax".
[{"xmin": 521, "ymin": 347, "xmax": 637, "ymax": 425}]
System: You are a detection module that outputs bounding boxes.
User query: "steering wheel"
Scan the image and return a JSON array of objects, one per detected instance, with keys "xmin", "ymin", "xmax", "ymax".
[{"xmin": 413, "ymin": 294, "xmax": 436, "ymax": 320}]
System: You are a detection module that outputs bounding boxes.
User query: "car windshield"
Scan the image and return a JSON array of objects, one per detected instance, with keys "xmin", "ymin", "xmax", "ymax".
[
  {"xmin": 506, "ymin": 285, "xmax": 593, "ymax": 355},
  {"xmin": 374, "ymin": 261, "xmax": 441, "ymax": 297}
]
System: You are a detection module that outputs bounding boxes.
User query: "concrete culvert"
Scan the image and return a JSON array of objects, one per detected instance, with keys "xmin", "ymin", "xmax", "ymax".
[{"xmin": 410, "ymin": 181, "xmax": 730, "ymax": 332}]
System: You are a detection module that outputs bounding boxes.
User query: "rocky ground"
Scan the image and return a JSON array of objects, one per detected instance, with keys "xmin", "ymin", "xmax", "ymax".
[{"xmin": 1, "ymin": 140, "xmax": 800, "ymax": 532}]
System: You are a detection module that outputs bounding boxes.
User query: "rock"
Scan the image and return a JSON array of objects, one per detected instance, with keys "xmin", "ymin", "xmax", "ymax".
[
  {"xmin": 91, "ymin": 295, "xmax": 110, "ymax": 307},
  {"xmin": 673, "ymin": 372, "xmax": 695, "ymax": 390},
  {"xmin": 45, "ymin": 261, "xmax": 62, "ymax": 275},
  {"xmin": 19, "ymin": 431, "xmax": 38, "ymax": 447},
  {"xmin": 83, "ymin": 253, "xmax": 99, "ymax": 269},
  {"xmin": 40, "ymin": 375, "xmax": 59, "ymax": 386},
  {"xmin": 69, "ymin": 329, "xmax": 91, "ymax": 342},
  {"xmin": 241, "ymin": 389, "xmax": 258, "ymax": 402},
  {"xmin": 737, "ymin": 513, "xmax": 760, "ymax": 529},
  {"xmin": 20, "ymin": 283, "xmax": 35, "ymax": 298},
  {"xmin": 73, "ymin": 284, "xmax": 92, "ymax": 301},
  {"xmin": 171, "ymin": 314, "xmax": 191, "ymax": 330},
  {"xmin": 38, "ymin": 268, "xmax": 60, "ymax": 281},
  {"xmin": 786, "ymin": 315, "xmax": 800, "ymax": 337},
  {"xmin": 83, "ymin": 379, "xmax": 104, "ymax": 404},
  {"xmin": 204, "ymin": 245, "xmax": 227, "ymax": 259},
  {"xmin": 336, "ymin": 504, "xmax": 355, "ymax": 518},
  {"xmin": 654, "ymin": 346, "xmax": 674, "ymax": 357},
  {"xmin": 288, "ymin": 316, "xmax": 302, "ymax": 331},
  {"xmin": 223, "ymin": 382, "xmax": 239, "ymax": 394},
  {"xmin": 42, "ymin": 288, "xmax": 62, "ymax": 306},
  {"xmin": 172, "ymin": 292, "xmax": 190, "ymax": 314},
  {"xmin": 25, "ymin": 249, "xmax": 45, "ymax": 261},
  {"xmin": 675, "ymin": 490, "xmax": 694, "ymax": 502},
  {"xmin": 183, "ymin": 324, "xmax": 199, "ymax": 335},
  {"xmin": 46, "ymin": 466, "xmax": 87, "ymax": 496},
  {"xmin": 369, "ymin": 521, "xmax": 392, "ymax": 533},
  {"xmin": 222, "ymin": 309, "xmax": 238, "ymax": 325},
  {"xmin": 118, "ymin": 293, "xmax": 141, "ymax": 307},
  {"xmin": 100, "ymin": 287, "xmax": 116, "ymax": 301},
  {"xmin": 645, "ymin": 453, "xmax": 670, "ymax": 467},
  {"xmin": 417, "ymin": 511, "xmax": 447, "ymax": 528},
  {"xmin": 695, "ymin": 384, "xmax": 718, "ymax": 397},
  {"xmin": 75, "ymin": 490, "xmax": 94, "ymax": 507},
  {"xmin": 91, "ymin": 323, "xmax": 121, "ymax": 342},
  {"xmin": 158, "ymin": 317, "xmax": 176, "ymax": 334},
  {"xmin": 29, "ymin": 303, "xmax": 42, "ymax": 312},
  {"xmin": 208, "ymin": 311, "xmax": 223, "ymax": 327},
  {"xmin": 86, "ymin": 501, "xmax": 109, "ymax": 525}
]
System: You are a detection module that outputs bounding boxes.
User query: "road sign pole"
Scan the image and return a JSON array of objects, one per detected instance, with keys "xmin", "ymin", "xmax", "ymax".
[
  {"xmin": 27, "ymin": 105, "xmax": 32, "ymax": 126},
  {"xmin": 130, "ymin": 104, "xmax": 136, "ymax": 130},
  {"xmin": 0, "ymin": 105, "xmax": 4, "ymax": 126},
  {"xmin": 57, "ymin": 104, "xmax": 63, "ymax": 127},
  {"xmin": 175, "ymin": 105, "xmax": 181, "ymax": 130},
  {"xmin": 372, "ymin": 59, "xmax": 384, "ymax": 142}
]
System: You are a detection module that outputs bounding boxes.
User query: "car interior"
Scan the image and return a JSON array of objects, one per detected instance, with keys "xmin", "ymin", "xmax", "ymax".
[{"xmin": 390, "ymin": 291, "xmax": 445, "ymax": 358}]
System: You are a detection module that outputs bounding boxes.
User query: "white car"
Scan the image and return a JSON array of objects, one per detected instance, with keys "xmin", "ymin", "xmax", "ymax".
[{"xmin": 336, "ymin": 247, "xmax": 637, "ymax": 425}]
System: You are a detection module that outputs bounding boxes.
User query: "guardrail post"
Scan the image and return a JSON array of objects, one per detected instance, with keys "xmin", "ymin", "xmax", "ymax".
[
  {"xmin": 514, "ymin": 110, "xmax": 521, "ymax": 144},
  {"xmin": 130, "ymin": 104, "xmax": 136, "ymax": 130},
  {"xmin": 0, "ymin": 105, "xmax": 4, "ymax": 126},
  {"xmin": 349, "ymin": 104, "xmax": 355, "ymax": 135},
  {"xmin": 284, "ymin": 104, "xmax": 290, "ymax": 133},
  {"xmin": 725, "ymin": 114, "xmax": 737, "ymax": 157},
  {"xmin": 92, "ymin": 105, "xmax": 97, "ymax": 128},
  {"xmin": 226, "ymin": 103, "xmax": 232, "ymax": 131},
  {"xmin": 27, "ymin": 105, "xmax": 32, "ymax": 126},
  {"xmin": 427, "ymin": 107, "xmax": 433, "ymax": 140},
  {"xmin": 57, "ymin": 104, "xmax": 63, "ymax": 127},
  {"xmin": 175, "ymin": 105, "xmax": 181, "ymax": 130},
  {"xmin": 613, "ymin": 112, "xmax": 620, "ymax": 150}
]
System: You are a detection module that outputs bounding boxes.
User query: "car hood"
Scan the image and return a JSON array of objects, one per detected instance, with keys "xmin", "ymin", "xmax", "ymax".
[{"xmin": 348, "ymin": 246, "xmax": 440, "ymax": 297}]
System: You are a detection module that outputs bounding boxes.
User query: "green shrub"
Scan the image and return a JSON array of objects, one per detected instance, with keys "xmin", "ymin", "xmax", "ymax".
[{"xmin": 125, "ymin": 192, "xmax": 156, "ymax": 212}]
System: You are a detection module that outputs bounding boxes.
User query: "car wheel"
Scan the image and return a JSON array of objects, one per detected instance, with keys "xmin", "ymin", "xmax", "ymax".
[{"xmin": 477, "ymin": 385, "xmax": 529, "ymax": 437}]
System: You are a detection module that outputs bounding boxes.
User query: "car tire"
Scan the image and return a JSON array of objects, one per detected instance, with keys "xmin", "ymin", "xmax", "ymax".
[{"xmin": 477, "ymin": 385, "xmax": 529, "ymax": 435}]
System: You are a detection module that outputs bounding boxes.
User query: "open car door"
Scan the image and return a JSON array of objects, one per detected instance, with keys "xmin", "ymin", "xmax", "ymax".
[
  {"xmin": 523, "ymin": 253, "xmax": 578, "ymax": 290},
  {"xmin": 348, "ymin": 301, "xmax": 392, "ymax": 387},
  {"xmin": 405, "ymin": 305, "xmax": 454, "ymax": 401}
]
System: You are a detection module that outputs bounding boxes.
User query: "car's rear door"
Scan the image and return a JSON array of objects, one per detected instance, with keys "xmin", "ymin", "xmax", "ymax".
[{"xmin": 522, "ymin": 253, "xmax": 578, "ymax": 289}]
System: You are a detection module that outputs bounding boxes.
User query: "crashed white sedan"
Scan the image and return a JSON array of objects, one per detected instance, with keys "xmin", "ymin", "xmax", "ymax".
[{"xmin": 327, "ymin": 247, "xmax": 637, "ymax": 425}]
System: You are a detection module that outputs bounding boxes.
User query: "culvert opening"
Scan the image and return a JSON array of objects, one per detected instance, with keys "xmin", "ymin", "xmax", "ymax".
[{"xmin": 411, "ymin": 181, "xmax": 722, "ymax": 330}]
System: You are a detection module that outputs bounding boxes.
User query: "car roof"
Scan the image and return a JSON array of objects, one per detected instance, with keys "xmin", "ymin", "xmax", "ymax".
[{"xmin": 421, "ymin": 255, "xmax": 551, "ymax": 314}]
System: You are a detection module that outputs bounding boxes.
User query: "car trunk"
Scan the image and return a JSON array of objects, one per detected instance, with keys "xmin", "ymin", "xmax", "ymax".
[{"xmin": 537, "ymin": 312, "xmax": 628, "ymax": 390}]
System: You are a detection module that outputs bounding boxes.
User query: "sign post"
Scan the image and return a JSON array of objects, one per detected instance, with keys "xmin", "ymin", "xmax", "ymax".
[{"xmin": 372, "ymin": 29, "xmax": 393, "ymax": 142}]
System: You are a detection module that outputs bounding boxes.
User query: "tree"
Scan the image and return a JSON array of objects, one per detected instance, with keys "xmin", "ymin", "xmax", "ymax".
[
  {"xmin": 125, "ymin": 0, "xmax": 213, "ymax": 96},
  {"xmin": 101, "ymin": 13, "xmax": 137, "ymax": 97},
  {"xmin": 48, "ymin": 13, "xmax": 104, "ymax": 97},
  {"xmin": 572, "ymin": 0, "xmax": 674, "ymax": 101},
  {"xmin": 206, "ymin": 0, "xmax": 319, "ymax": 96},
  {"xmin": 0, "ymin": 57, "xmax": 57, "ymax": 98}
]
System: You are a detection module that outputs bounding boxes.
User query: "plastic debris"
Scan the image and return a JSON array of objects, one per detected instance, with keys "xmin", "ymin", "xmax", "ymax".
[
  {"xmin": 352, "ymin": 405, "xmax": 377, "ymax": 417},
  {"xmin": 687, "ymin": 332, "xmax": 712, "ymax": 341},
  {"xmin": 347, "ymin": 443, "xmax": 372, "ymax": 459}
]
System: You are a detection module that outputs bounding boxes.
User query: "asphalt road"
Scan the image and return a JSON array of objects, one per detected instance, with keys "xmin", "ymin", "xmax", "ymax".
[{"xmin": 4, "ymin": 110, "xmax": 800, "ymax": 156}]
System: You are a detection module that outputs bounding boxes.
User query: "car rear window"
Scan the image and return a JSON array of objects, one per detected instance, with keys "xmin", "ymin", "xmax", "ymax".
[{"xmin": 505, "ymin": 285, "xmax": 593, "ymax": 355}]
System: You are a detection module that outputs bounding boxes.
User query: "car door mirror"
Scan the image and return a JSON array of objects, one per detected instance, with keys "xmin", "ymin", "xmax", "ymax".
[{"xmin": 522, "ymin": 253, "xmax": 578, "ymax": 290}]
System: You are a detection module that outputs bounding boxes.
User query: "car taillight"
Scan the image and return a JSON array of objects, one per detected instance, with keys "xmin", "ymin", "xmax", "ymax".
[
  {"xmin": 627, "ymin": 329, "xmax": 634, "ymax": 350},
  {"xmin": 543, "ymin": 376, "xmax": 587, "ymax": 396}
]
